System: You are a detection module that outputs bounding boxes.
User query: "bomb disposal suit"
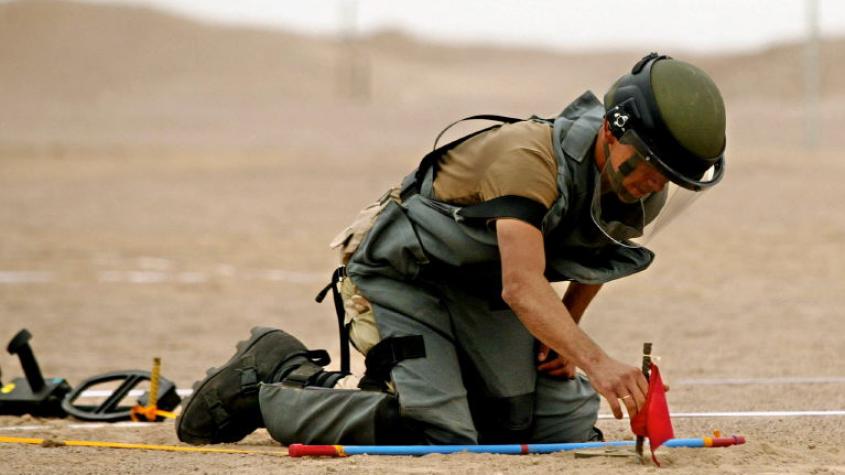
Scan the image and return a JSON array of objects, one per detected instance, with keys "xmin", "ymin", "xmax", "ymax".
[{"xmin": 175, "ymin": 53, "xmax": 728, "ymax": 447}]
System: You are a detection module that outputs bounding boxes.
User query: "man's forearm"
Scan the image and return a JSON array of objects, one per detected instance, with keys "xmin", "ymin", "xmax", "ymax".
[
  {"xmin": 502, "ymin": 271, "xmax": 607, "ymax": 373},
  {"xmin": 496, "ymin": 218, "xmax": 648, "ymax": 418},
  {"xmin": 562, "ymin": 282, "xmax": 602, "ymax": 323}
]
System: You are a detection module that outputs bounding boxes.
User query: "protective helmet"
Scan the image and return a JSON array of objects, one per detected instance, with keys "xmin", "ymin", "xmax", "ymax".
[
  {"xmin": 591, "ymin": 53, "xmax": 727, "ymax": 247},
  {"xmin": 603, "ymin": 52, "xmax": 726, "ymax": 190}
]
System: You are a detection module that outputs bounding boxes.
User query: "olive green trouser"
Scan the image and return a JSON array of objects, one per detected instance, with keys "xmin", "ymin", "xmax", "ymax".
[{"xmin": 258, "ymin": 275, "xmax": 600, "ymax": 445}]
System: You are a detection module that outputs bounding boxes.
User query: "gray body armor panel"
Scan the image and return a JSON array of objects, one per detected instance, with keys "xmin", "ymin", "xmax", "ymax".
[{"xmin": 348, "ymin": 91, "xmax": 653, "ymax": 291}]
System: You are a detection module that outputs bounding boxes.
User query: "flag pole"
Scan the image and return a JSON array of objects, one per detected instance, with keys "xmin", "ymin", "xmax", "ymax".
[{"xmin": 636, "ymin": 342, "xmax": 652, "ymax": 462}]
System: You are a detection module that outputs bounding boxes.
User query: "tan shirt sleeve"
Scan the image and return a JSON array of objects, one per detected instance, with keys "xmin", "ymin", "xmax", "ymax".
[
  {"xmin": 478, "ymin": 139, "xmax": 558, "ymax": 209},
  {"xmin": 433, "ymin": 120, "xmax": 560, "ymax": 209}
]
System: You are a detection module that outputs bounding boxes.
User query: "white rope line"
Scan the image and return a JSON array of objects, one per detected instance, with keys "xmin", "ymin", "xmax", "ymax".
[
  {"xmin": 0, "ymin": 269, "xmax": 325, "ymax": 285},
  {"xmin": 0, "ymin": 422, "xmax": 161, "ymax": 432},
  {"xmin": 668, "ymin": 410, "xmax": 845, "ymax": 418},
  {"xmin": 79, "ymin": 389, "xmax": 193, "ymax": 398},
  {"xmin": 0, "ymin": 271, "xmax": 53, "ymax": 284},
  {"xmin": 75, "ymin": 389, "xmax": 845, "ymax": 421},
  {"xmin": 73, "ymin": 375, "xmax": 845, "ymax": 400},
  {"xmin": 675, "ymin": 376, "xmax": 845, "ymax": 385},
  {"xmin": 597, "ymin": 410, "xmax": 845, "ymax": 419}
]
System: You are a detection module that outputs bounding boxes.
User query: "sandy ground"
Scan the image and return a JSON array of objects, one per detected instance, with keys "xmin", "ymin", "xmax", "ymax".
[
  {"xmin": 1, "ymin": 1, "xmax": 845, "ymax": 473},
  {"xmin": 1, "ymin": 146, "xmax": 843, "ymax": 474}
]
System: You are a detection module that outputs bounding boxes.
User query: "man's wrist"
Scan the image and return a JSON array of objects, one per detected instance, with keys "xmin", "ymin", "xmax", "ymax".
[{"xmin": 575, "ymin": 348, "xmax": 607, "ymax": 375}]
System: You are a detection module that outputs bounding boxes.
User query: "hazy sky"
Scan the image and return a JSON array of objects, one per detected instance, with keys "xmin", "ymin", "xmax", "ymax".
[{"xmin": 86, "ymin": 0, "xmax": 843, "ymax": 53}]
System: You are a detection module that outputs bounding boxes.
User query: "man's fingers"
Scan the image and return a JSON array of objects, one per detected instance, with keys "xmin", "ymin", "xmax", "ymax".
[
  {"xmin": 537, "ymin": 358, "xmax": 577, "ymax": 378},
  {"xmin": 633, "ymin": 373, "xmax": 649, "ymax": 411},
  {"xmin": 546, "ymin": 368, "xmax": 569, "ymax": 377},
  {"xmin": 537, "ymin": 359, "xmax": 565, "ymax": 371},
  {"xmin": 537, "ymin": 359, "xmax": 561, "ymax": 369},
  {"xmin": 548, "ymin": 364, "xmax": 575, "ymax": 377},
  {"xmin": 537, "ymin": 343, "xmax": 550, "ymax": 362},
  {"xmin": 590, "ymin": 358, "xmax": 652, "ymax": 419},
  {"xmin": 636, "ymin": 373, "xmax": 649, "ymax": 396},
  {"xmin": 620, "ymin": 392, "xmax": 639, "ymax": 418},
  {"xmin": 607, "ymin": 396, "xmax": 624, "ymax": 419},
  {"xmin": 614, "ymin": 370, "xmax": 647, "ymax": 418},
  {"xmin": 633, "ymin": 389, "xmax": 646, "ymax": 413},
  {"xmin": 631, "ymin": 384, "xmax": 646, "ymax": 413}
]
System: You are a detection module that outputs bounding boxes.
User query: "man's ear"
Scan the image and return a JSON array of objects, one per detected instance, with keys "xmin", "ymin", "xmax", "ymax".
[{"xmin": 601, "ymin": 119, "xmax": 618, "ymax": 145}]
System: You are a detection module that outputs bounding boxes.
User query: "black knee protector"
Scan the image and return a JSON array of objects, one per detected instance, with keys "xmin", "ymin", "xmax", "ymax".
[
  {"xmin": 372, "ymin": 394, "xmax": 425, "ymax": 445},
  {"xmin": 358, "ymin": 335, "xmax": 426, "ymax": 391},
  {"xmin": 469, "ymin": 393, "xmax": 535, "ymax": 444}
]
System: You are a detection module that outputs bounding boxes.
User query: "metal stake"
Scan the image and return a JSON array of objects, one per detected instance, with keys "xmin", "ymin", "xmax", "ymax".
[{"xmin": 636, "ymin": 342, "xmax": 652, "ymax": 462}]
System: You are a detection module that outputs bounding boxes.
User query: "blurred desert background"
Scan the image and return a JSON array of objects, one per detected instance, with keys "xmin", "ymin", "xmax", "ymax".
[{"xmin": 1, "ymin": 0, "xmax": 844, "ymax": 473}]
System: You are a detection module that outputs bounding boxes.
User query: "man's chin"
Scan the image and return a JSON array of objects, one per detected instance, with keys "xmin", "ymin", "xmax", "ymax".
[{"xmin": 615, "ymin": 190, "xmax": 642, "ymax": 204}]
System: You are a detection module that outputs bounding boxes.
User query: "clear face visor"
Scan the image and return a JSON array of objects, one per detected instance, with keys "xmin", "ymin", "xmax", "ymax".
[{"xmin": 591, "ymin": 130, "xmax": 721, "ymax": 248}]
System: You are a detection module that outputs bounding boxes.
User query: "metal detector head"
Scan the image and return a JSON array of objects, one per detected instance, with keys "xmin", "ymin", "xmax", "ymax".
[{"xmin": 61, "ymin": 370, "xmax": 181, "ymax": 422}]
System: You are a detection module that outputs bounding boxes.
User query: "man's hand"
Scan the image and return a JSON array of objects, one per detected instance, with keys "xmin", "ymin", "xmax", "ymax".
[
  {"xmin": 586, "ymin": 355, "xmax": 649, "ymax": 419},
  {"xmin": 536, "ymin": 343, "xmax": 576, "ymax": 379}
]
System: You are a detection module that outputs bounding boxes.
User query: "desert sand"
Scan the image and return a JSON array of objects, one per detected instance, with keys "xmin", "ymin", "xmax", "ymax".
[{"xmin": 1, "ymin": 1, "xmax": 844, "ymax": 473}]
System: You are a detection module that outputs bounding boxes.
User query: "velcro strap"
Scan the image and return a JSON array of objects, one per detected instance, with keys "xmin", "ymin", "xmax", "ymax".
[
  {"xmin": 203, "ymin": 392, "xmax": 230, "ymax": 427},
  {"xmin": 364, "ymin": 335, "xmax": 426, "ymax": 382},
  {"xmin": 238, "ymin": 355, "xmax": 260, "ymax": 394},
  {"xmin": 313, "ymin": 267, "xmax": 350, "ymax": 376},
  {"xmin": 457, "ymin": 195, "xmax": 548, "ymax": 230},
  {"xmin": 239, "ymin": 367, "xmax": 259, "ymax": 394},
  {"xmin": 314, "ymin": 266, "xmax": 346, "ymax": 303},
  {"xmin": 281, "ymin": 362, "xmax": 324, "ymax": 388},
  {"xmin": 305, "ymin": 349, "xmax": 331, "ymax": 367}
]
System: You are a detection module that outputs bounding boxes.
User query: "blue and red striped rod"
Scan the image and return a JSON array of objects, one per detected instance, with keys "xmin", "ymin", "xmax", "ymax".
[{"xmin": 289, "ymin": 435, "xmax": 745, "ymax": 457}]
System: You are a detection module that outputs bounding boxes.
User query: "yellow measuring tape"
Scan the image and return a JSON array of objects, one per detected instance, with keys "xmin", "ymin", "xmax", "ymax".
[{"xmin": 0, "ymin": 435, "xmax": 287, "ymax": 456}]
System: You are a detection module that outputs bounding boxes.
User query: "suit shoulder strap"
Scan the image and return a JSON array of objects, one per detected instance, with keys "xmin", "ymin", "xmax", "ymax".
[{"xmin": 431, "ymin": 114, "xmax": 524, "ymax": 150}]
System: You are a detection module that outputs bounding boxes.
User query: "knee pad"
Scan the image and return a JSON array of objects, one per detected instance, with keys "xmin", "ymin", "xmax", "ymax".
[
  {"xmin": 372, "ymin": 394, "xmax": 424, "ymax": 444},
  {"xmin": 358, "ymin": 335, "xmax": 426, "ymax": 391},
  {"xmin": 469, "ymin": 393, "xmax": 535, "ymax": 444}
]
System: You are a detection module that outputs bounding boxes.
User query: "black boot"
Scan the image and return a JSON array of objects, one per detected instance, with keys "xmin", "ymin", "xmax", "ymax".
[{"xmin": 176, "ymin": 327, "xmax": 336, "ymax": 445}]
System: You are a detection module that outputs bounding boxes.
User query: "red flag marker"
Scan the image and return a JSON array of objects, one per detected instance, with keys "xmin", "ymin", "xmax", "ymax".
[{"xmin": 630, "ymin": 362, "xmax": 674, "ymax": 465}]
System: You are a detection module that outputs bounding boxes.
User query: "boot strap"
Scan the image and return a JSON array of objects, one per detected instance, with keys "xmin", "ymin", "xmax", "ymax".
[
  {"xmin": 281, "ymin": 362, "xmax": 324, "ymax": 388},
  {"xmin": 204, "ymin": 392, "xmax": 231, "ymax": 428},
  {"xmin": 238, "ymin": 355, "xmax": 260, "ymax": 394}
]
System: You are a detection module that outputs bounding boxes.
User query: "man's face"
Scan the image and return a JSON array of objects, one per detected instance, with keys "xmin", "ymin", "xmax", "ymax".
[{"xmin": 605, "ymin": 143, "xmax": 669, "ymax": 203}]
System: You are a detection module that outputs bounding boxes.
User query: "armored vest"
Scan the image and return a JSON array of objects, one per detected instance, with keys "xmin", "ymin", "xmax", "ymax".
[{"xmin": 346, "ymin": 92, "xmax": 654, "ymax": 292}]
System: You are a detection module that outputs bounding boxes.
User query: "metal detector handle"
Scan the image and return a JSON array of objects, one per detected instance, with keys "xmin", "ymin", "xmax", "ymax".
[
  {"xmin": 7, "ymin": 329, "xmax": 45, "ymax": 393},
  {"xmin": 61, "ymin": 370, "xmax": 179, "ymax": 422}
]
